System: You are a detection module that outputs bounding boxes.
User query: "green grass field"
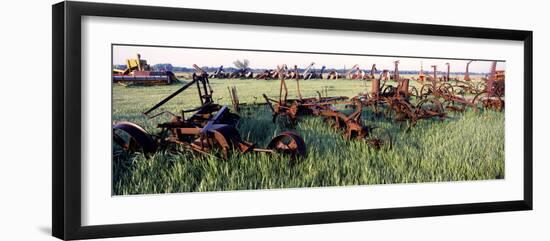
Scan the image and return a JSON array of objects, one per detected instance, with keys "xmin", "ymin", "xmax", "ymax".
[{"xmin": 112, "ymin": 78, "xmax": 504, "ymax": 195}]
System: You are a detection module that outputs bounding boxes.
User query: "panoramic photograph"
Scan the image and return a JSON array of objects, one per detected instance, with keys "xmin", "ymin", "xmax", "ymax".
[{"xmin": 111, "ymin": 44, "xmax": 505, "ymax": 195}]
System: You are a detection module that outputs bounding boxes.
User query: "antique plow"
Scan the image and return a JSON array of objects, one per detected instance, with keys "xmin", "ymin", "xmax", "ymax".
[
  {"xmin": 313, "ymin": 100, "xmax": 382, "ymax": 148},
  {"xmin": 262, "ymin": 65, "xmax": 347, "ymax": 124},
  {"xmin": 419, "ymin": 81, "xmax": 479, "ymax": 112},
  {"xmin": 418, "ymin": 61, "xmax": 504, "ymax": 111},
  {"xmin": 353, "ymin": 69, "xmax": 444, "ymax": 127},
  {"xmin": 262, "ymin": 66, "xmax": 383, "ymax": 147}
]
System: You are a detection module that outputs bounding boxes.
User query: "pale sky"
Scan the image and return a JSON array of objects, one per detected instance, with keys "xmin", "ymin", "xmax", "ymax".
[{"xmin": 113, "ymin": 45, "xmax": 505, "ymax": 73}]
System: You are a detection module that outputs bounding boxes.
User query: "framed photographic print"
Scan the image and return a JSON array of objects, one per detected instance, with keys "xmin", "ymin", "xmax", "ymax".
[{"xmin": 52, "ymin": 1, "xmax": 533, "ymax": 240}]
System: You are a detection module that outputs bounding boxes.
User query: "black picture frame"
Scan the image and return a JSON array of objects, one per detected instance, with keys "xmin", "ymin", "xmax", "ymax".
[{"xmin": 52, "ymin": 1, "xmax": 533, "ymax": 240}]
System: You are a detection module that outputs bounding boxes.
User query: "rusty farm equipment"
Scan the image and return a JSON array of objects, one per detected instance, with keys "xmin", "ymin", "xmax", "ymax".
[
  {"xmin": 112, "ymin": 65, "xmax": 307, "ymax": 160},
  {"xmin": 353, "ymin": 69, "xmax": 445, "ymax": 128},
  {"xmin": 419, "ymin": 81, "xmax": 479, "ymax": 112},
  {"xmin": 229, "ymin": 68, "xmax": 254, "ymax": 79},
  {"xmin": 261, "ymin": 59, "xmax": 504, "ymax": 134},
  {"xmin": 364, "ymin": 64, "xmax": 377, "ymax": 80},
  {"xmin": 347, "ymin": 64, "xmax": 363, "ymax": 80},
  {"xmin": 262, "ymin": 65, "xmax": 346, "ymax": 123},
  {"xmin": 477, "ymin": 61, "xmax": 505, "ymax": 111},
  {"xmin": 112, "ymin": 53, "xmax": 178, "ymax": 85},
  {"xmin": 255, "ymin": 64, "xmax": 290, "ymax": 80},
  {"xmin": 306, "ymin": 65, "xmax": 326, "ymax": 79},
  {"xmin": 113, "ymin": 57, "xmax": 505, "ymax": 162},
  {"xmin": 417, "ymin": 60, "xmax": 504, "ymax": 112},
  {"xmin": 295, "ymin": 62, "xmax": 315, "ymax": 80},
  {"xmin": 207, "ymin": 65, "xmax": 254, "ymax": 79},
  {"xmin": 209, "ymin": 65, "xmax": 230, "ymax": 79},
  {"xmin": 255, "ymin": 69, "xmax": 278, "ymax": 80},
  {"xmin": 261, "ymin": 66, "xmax": 384, "ymax": 147}
]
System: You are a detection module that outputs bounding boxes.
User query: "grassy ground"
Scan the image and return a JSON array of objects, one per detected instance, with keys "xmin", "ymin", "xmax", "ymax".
[{"xmin": 112, "ymin": 78, "xmax": 504, "ymax": 195}]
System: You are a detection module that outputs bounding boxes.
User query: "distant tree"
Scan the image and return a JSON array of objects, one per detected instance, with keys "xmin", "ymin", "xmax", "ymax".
[
  {"xmin": 233, "ymin": 59, "xmax": 250, "ymax": 69},
  {"xmin": 113, "ymin": 64, "xmax": 126, "ymax": 70},
  {"xmin": 153, "ymin": 63, "xmax": 173, "ymax": 71}
]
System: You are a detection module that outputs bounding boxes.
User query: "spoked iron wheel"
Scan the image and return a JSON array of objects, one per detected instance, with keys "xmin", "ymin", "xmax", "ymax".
[
  {"xmin": 438, "ymin": 83, "xmax": 455, "ymax": 96},
  {"xmin": 409, "ymin": 86, "xmax": 420, "ymax": 99},
  {"xmin": 473, "ymin": 91, "xmax": 489, "ymax": 110},
  {"xmin": 451, "ymin": 84, "xmax": 467, "ymax": 97},
  {"xmin": 474, "ymin": 82, "xmax": 487, "ymax": 94},
  {"xmin": 416, "ymin": 98, "xmax": 445, "ymax": 118},
  {"xmin": 381, "ymin": 85, "xmax": 396, "ymax": 96},
  {"xmin": 267, "ymin": 131, "xmax": 307, "ymax": 158},
  {"xmin": 419, "ymin": 83, "xmax": 434, "ymax": 99}
]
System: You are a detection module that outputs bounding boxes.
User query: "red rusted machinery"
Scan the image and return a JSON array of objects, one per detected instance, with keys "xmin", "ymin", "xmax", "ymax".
[
  {"xmin": 477, "ymin": 61, "xmax": 505, "ymax": 111},
  {"xmin": 113, "ymin": 65, "xmax": 307, "ymax": 159},
  {"xmin": 255, "ymin": 69, "xmax": 277, "ymax": 80},
  {"xmin": 419, "ymin": 81, "xmax": 478, "ymax": 112},
  {"xmin": 416, "ymin": 60, "xmax": 506, "ymax": 112},
  {"xmin": 382, "ymin": 94, "xmax": 445, "ymax": 127},
  {"xmin": 112, "ymin": 53, "xmax": 177, "ymax": 85},
  {"xmin": 433, "ymin": 60, "xmax": 505, "ymax": 111},
  {"xmin": 262, "ymin": 65, "xmax": 346, "ymax": 123},
  {"xmin": 261, "ymin": 67, "xmax": 386, "ymax": 148},
  {"xmin": 355, "ymin": 69, "xmax": 444, "ymax": 127},
  {"xmin": 313, "ymin": 100, "xmax": 381, "ymax": 145},
  {"xmin": 417, "ymin": 60, "xmax": 506, "ymax": 112}
]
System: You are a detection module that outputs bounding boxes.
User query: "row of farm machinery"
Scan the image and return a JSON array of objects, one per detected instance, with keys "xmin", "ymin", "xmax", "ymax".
[
  {"xmin": 113, "ymin": 57, "xmax": 505, "ymax": 163},
  {"xmin": 113, "ymin": 54, "xmax": 500, "ymax": 85},
  {"xmin": 207, "ymin": 61, "xmax": 487, "ymax": 82}
]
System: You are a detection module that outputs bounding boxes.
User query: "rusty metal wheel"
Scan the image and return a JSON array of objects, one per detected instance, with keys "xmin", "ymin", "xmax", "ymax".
[
  {"xmin": 420, "ymin": 83, "xmax": 434, "ymax": 98},
  {"xmin": 381, "ymin": 85, "xmax": 396, "ymax": 96},
  {"xmin": 112, "ymin": 121, "xmax": 158, "ymax": 156},
  {"xmin": 416, "ymin": 98, "xmax": 445, "ymax": 117},
  {"xmin": 267, "ymin": 131, "xmax": 307, "ymax": 158},
  {"xmin": 472, "ymin": 91, "xmax": 488, "ymax": 109},
  {"xmin": 449, "ymin": 84, "xmax": 465, "ymax": 97},
  {"xmin": 410, "ymin": 86, "xmax": 420, "ymax": 99},
  {"xmin": 474, "ymin": 81, "xmax": 486, "ymax": 93},
  {"xmin": 473, "ymin": 91, "xmax": 504, "ymax": 111},
  {"xmin": 438, "ymin": 82, "xmax": 454, "ymax": 95}
]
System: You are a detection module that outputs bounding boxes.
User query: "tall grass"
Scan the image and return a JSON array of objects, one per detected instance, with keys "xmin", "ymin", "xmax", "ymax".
[{"xmin": 112, "ymin": 78, "xmax": 504, "ymax": 195}]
